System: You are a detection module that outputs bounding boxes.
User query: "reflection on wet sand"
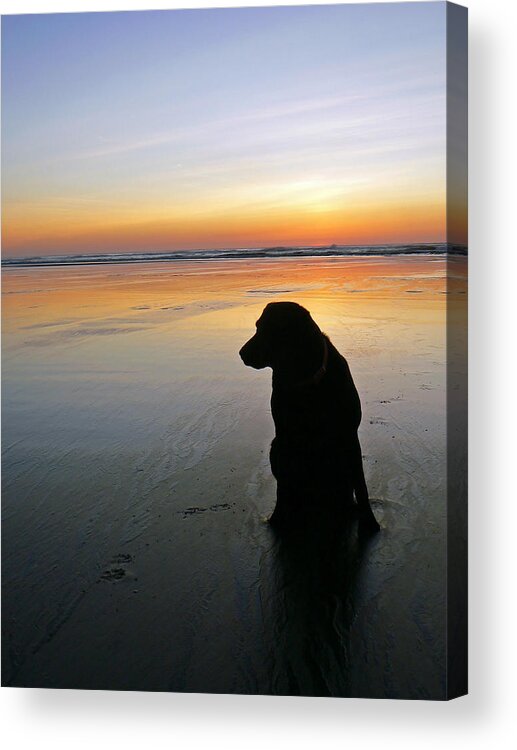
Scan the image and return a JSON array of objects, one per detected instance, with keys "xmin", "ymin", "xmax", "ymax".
[
  {"xmin": 2, "ymin": 256, "xmax": 462, "ymax": 697},
  {"xmin": 262, "ymin": 519, "xmax": 373, "ymax": 697}
]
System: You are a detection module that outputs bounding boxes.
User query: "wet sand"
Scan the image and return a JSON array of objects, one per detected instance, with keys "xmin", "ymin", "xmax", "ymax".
[{"xmin": 2, "ymin": 255, "xmax": 463, "ymax": 697}]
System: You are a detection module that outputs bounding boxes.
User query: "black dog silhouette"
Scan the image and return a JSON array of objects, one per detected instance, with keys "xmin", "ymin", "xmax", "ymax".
[{"xmin": 239, "ymin": 302, "xmax": 379, "ymax": 532}]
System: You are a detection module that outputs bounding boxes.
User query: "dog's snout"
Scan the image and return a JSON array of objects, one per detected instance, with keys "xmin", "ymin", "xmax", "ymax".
[
  {"xmin": 239, "ymin": 337, "xmax": 256, "ymax": 367},
  {"xmin": 239, "ymin": 333, "xmax": 269, "ymax": 369},
  {"xmin": 239, "ymin": 341, "xmax": 251, "ymax": 365}
]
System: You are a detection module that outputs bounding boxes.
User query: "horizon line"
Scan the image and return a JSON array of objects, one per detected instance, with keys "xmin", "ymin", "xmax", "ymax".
[{"xmin": 2, "ymin": 241, "xmax": 468, "ymax": 267}]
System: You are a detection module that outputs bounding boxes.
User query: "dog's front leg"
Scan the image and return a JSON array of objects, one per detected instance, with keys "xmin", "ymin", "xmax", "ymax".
[{"xmin": 352, "ymin": 439, "xmax": 380, "ymax": 532}]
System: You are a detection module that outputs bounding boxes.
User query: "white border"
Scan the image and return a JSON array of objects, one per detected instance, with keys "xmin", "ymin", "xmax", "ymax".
[{"xmin": 2, "ymin": 1, "xmax": 516, "ymax": 748}]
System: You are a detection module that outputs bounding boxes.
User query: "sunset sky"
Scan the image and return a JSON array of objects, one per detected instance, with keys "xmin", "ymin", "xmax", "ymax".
[{"xmin": 1, "ymin": 3, "xmax": 465, "ymax": 258}]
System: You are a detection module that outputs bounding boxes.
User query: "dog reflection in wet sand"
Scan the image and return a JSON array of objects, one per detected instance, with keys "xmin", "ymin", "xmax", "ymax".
[{"xmin": 240, "ymin": 302, "xmax": 380, "ymax": 533}]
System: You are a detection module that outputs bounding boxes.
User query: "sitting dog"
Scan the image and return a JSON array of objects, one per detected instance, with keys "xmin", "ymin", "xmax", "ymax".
[{"xmin": 239, "ymin": 302, "xmax": 379, "ymax": 531}]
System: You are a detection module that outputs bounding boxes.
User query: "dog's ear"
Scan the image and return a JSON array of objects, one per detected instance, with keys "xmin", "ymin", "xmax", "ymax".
[
  {"xmin": 292, "ymin": 306, "xmax": 318, "ymax": 335},
  {"xmin": 285, "ymin": 305, "xmax": 320, "ymax": 339},
  {"xmin": 265, "ymin": 304, "xmax": 322, "ymax": 375}
]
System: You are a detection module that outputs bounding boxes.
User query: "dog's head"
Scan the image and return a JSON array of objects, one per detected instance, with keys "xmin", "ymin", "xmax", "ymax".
[{"xmin": 239, "ymin": 302, "xmax": 322, "ymax": 373}]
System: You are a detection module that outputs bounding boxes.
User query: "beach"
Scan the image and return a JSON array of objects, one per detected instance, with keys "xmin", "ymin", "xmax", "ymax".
[{"xmin": 2, "ymin": 254, "xmax": 464, "ymax": 698}]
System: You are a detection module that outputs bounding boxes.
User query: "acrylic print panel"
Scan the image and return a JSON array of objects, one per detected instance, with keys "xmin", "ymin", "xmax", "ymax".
[{"xmin": 1, "ymin": 2, "xmax": 467, "ymax": 699}]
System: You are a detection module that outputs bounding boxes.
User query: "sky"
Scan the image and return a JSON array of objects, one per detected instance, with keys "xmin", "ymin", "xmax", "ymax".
[{"xmin": 1, "ymin": 3, "xmax": 465, "ymax": 258}]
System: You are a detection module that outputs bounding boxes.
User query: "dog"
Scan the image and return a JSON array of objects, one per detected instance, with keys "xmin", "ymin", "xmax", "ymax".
[{"xmin": 239, "ymin": 302, "xmax": 379, "ymax": 532}]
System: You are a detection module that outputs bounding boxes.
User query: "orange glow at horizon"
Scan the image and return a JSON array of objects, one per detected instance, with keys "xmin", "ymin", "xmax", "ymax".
[{"xmin": 2, "ymin": 193, "xmax": 455, "ymax": 256}]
